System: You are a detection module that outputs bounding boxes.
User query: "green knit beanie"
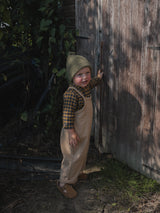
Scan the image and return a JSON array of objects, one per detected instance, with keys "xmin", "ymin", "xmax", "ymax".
[{"xmin": 66, "ymin": 54, "xmax": 92, "ymax": 82}]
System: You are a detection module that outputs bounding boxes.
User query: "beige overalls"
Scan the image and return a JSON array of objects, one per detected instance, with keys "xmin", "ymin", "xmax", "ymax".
[{"xmin": 60, "ymin": 87, "xmax": 93, "ymax": 184}]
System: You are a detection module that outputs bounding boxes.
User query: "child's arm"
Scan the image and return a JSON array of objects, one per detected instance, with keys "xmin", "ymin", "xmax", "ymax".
[
  {"xmin": 67, "ymin": 128, "xmax": 80, "ymax": 147},
  {"xmin": 89, "ymin": 69, "xmax": 104, "ymax": 89},
  {"xmin": 63, "ymin": 89, "xmax": 80, "ymax": 146},
  {"xmin": 97, "ymin": 69, "xmax": 104, "ymax": 79}
]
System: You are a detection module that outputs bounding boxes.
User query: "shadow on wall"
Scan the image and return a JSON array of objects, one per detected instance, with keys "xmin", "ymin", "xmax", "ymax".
[{"xmin": 116, "ymin": 90, "xmax": 142, "ymax": 150}]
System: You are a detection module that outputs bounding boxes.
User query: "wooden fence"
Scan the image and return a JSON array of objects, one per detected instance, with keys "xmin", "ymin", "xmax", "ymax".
[{"xmin": 75, "ymin": 0, "xmax": 160, "ymax": 182}]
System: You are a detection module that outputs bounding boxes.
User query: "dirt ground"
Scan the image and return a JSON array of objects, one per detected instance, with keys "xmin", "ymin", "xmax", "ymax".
[
  {"xmin": 1, "ymin": 153, "xmax": 160, "ymax": 213},
  {"xmin": 0, "ymin": 123, "xmax": 160, "ymax": 213}
]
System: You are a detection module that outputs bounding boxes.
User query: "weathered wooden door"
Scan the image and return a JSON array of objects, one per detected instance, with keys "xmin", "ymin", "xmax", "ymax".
[
  {"xmin": 76, "ymin": 0, "xmax": 160, "ymax": 181},
  {"xmin": 101, "ymin": 0, "xmax": 160, "ymax": 181}
]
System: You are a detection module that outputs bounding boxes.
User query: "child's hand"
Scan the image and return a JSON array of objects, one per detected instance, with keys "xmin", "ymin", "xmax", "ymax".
[
  {"xmin": 68, "ymin": 129, "xmax": 80, "ymax": 147},
  {"xmin": 97, "ymin": 69, "xmax": 104, "ymax": 79}
]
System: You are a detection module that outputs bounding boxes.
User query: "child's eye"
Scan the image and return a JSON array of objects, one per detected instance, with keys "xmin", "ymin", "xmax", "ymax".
[{"xmin": 77, "ymin": 73, "xmax": 82, "ymax": 77}]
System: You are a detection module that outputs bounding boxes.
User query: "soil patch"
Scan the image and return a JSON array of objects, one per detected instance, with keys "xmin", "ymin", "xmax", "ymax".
[
  {"xmin": 1, "ymin": 155, "xmax": 160, "ymax": 213},
  {"xmin": 0, "ymin": 122, "xmax": 160, "ymax": 213}
]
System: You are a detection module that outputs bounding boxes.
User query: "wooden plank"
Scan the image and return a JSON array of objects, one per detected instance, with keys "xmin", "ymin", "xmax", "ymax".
[
  {"xmin": 141, "ymin": 0, "xmax": 160, "ymax": 178},
  {"xmin": 117, "ymin": 0, "xmax": 143, "ymax": 166},
  {"xmin": 0, "ymin": 154, "xmax": 60, "ymax": 173},
  {"xmin": 63, "ymin": 1, "xmax": 75, "ymax": 29}
]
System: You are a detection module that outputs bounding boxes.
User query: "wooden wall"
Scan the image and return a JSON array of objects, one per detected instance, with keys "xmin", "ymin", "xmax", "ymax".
[
  {"xmin": 63, "ymin": 0, "xmax": 75, "ymax": 29},
  {"xmin": 76, "ymin": 0, "xmax": 160, "ymax": 182}
]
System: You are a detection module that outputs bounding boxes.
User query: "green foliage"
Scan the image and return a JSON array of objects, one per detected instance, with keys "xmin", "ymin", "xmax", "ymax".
[
  {"xmin": 20, "ymin": 112, "xmax": 28, "ymax": 122},
  {"xmin": 0, "ymin": 0, "xmax": 76, "ymax": 70},
  {"xmin": 92, "ymin": 159, "xmax": 160, "ymax": 209},
  {"xmin": 0, "ymin": 0, "xmax": 76, "ymax": 142},
  {"xmin": 34, "ymin": 76, "xmax": 68, "ymax": 141}
]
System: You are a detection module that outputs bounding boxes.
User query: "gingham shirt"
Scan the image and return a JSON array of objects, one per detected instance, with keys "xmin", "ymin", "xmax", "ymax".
[{"xmin": 63, "ymin": 77, "xmax": 101, "ymax": 129}]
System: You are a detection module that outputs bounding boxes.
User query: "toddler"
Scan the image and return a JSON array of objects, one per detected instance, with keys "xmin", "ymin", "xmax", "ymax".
[{"xmin": 57, "ymin": 54, "xmax": 103, "ymax": 198}]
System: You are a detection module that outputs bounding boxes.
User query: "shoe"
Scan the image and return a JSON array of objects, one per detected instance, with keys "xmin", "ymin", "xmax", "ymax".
[
  {"xmin": 78, "ymin": 173, "xmax": 88, "ymax": 180},
  {"xmin": 56, "ymin": 180, "xmax": 77, "ymax": 199}
]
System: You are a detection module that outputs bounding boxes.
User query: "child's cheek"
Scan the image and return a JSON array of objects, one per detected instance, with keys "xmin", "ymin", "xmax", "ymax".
[
  {"xmin": 88, "ymin": 74, "xmax": 91, "ymax": 82},
  {"xmin": 73, "ymin": 77, "xmax": 81, "ymax": 85}
]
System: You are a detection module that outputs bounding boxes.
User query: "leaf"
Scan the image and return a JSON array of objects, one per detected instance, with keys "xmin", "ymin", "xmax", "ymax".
[
  {"xmin": 1, "ymin": 73, "xmax": 7, "ymax": 81},
  {"xmin": 32, "ymin": 58, "xmax": 40, "ymax": 67},
  {"xmin": 64, "ymin": 40, "xmax": 70, "ymax": 51},
  {"xmin": 0, "ymin": 31, "xmax": 3, "ymax": 40},
  {"xmin": 48, "ymin": 46, "xmax": 51, "ymax": 55},
  {"xmin": 36, "ymin": 36, "xmax": 43, "ymax": 45},
  {"xmin": 26, "ymin": 84, "xmax": 29, "ymax": 91},
  {"xmin": 56, "ymin": 68, "xmax": 66, "ymax": 77},
  {"xmin": 49, "ymin": 36, "xmax": 56, "ymax": 44},
  {"xmin": 52, "ymin": 68, "xmax": 58, "ymax": 74},
  {"xmin": 0, "ymin": 5, "xmax": 5, "ymax": 13},
  {"xmin": 45, "ymin": 0, "xmax": 53, "ymax": 5},
  {"xmin": 51, "ymin": 28, "xmax": 56, "ymax": 37},
  {"xmin": 40, "ymin": 19, "xmax": 52, "ymax": 31},
  {"xmin": 112, "ymin": 203, "xmax": 117, "ymax": 206},
  {"xmin": 59, "ymin": 24, "xmax": 65, "ymax": 36},
  {"xmin": 38, "ymin": 7, "xmax": 46, "ymax": 12},
  {"xmin": 20, "ymin": 112, "xmax": 28, "ymax": 122},
  {"xmin": 48, "ymin": 9, "xmax": 54, "ymax": 17}
]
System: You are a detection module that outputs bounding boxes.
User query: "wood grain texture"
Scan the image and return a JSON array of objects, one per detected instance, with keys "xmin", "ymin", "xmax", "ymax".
[{"xmin": 76, "ymin": 0, "xmax": 160, "ymax": 182}]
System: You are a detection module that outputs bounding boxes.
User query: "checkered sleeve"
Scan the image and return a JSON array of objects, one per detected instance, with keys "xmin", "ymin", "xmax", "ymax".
[
  {"xmin": 63, "ymin": 89, "xmax": 77, "ymax": 129},
  {"xmin": 89, "ymin": 77, "xmax": 102, "ymax": 89}
]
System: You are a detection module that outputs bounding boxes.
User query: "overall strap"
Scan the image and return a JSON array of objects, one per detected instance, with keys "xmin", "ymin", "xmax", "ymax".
[{"xmin": 68, "ymin": 86, "xmax": 86, "ymax": 101}]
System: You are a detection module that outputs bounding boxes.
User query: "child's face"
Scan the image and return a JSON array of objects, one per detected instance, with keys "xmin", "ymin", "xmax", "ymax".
[{"xmin": 73, "ymin": 67, "xmax": 91, "ymax": 88}]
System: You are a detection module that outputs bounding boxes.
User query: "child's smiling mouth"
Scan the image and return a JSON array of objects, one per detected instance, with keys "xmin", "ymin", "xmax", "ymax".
[{"xmin": 81, "ymin": 80, "xmax": 89, "ymax": 86}]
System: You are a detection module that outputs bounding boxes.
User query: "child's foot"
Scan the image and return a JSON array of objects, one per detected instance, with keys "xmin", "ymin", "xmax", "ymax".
[
  {"xmin": 78, "ymin": 173, "xmax": 88, "ymax": 180},
  {"xmin": 56, "ymin": 181, "xmax": 77, "ymax": 199}
]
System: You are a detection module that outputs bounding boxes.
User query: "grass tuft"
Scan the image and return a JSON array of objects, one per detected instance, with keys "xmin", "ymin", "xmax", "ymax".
[{"xmin": 91, "ymin": 159, "xmax": 160, "ymax": 210}]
